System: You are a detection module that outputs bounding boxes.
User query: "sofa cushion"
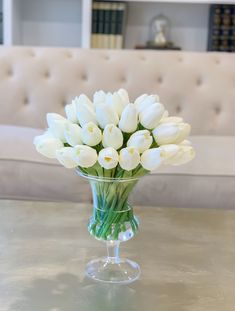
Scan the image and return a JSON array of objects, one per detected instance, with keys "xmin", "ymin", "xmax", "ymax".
[
  {"xmin": 155, "ymin": 135, "xmax": 235, "ymax": 176},
  {"xmin": 134, "ymin": 136, "xmax": 235, "ymax": 209},
  {"xmin": 0, "ymin": 125, "xmax": 234, "ymax": 208},
  {"xmin": 0, "ymin": 125, "xmax": 91, "ymax": 202}
]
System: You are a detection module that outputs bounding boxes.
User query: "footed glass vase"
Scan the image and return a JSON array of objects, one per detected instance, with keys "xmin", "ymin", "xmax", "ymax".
[{"xmin": 78, "ymin": 171, "xmax": 140, "ymax": 284}]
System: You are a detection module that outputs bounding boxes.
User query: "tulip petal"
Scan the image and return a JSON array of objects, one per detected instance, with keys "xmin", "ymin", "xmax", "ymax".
[
  {"xmin": 141, "ymin": 148, "xmax": 162, "ymax": 171},
  {"xmin": 98, "ymin": 147, "xmax": 119, "ymax": 169}
]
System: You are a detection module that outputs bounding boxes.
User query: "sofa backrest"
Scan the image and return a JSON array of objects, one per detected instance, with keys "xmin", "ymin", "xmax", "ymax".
[{"xmin": 0, "ymin": 46, "xmax": 234, "ymax": 135}]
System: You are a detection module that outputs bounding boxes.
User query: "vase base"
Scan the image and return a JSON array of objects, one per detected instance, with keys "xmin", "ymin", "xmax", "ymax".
[{"xmin": 85, "ymin": 257, "xmax": 141, "ymax": 284}]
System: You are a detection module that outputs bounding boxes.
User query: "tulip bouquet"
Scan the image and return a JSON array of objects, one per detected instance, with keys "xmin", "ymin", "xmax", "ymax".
[{"xmin": 34, "ymin": 89, "xmax": 195, "ymax": 241}]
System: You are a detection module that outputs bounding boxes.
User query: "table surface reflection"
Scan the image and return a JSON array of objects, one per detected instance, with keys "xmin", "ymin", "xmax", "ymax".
[{"xmin": 0, "ymin": 200, "xmax": 235, "ymax": 311}]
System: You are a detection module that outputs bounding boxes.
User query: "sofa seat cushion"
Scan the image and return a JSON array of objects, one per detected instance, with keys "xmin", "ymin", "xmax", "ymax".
[
  {"xmin": 155, "ymin": 136, "xmax": 235, "ymax": 176},
  {"xmin": 0, "ymin": 125, "xmax": 91, "ymax": 202},
  {"xmin": 0, "ymin": 125, "xmax": 234, "ymax": 208},
  {"xmin": 133, "ymin": 136, "xmax": 235, "ymax": 209}
]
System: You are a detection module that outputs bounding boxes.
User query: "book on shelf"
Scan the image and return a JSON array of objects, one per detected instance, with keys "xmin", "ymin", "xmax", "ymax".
[
  {"xmin": 0, "ymin": 12, "xmax": 3, "ymax": 44},
  {"xmin": 207, "ymin": 4, "xmax": 235, "ymax": 52},
  {"xmin": 91, "ymin": 1, "xmax": 127, "ymax": 49}
]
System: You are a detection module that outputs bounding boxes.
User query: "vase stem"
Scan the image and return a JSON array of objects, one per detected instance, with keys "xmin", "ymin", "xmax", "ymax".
[{"xmin": 106, "ymin": 241, "xmax": 120, "ymax": 263}]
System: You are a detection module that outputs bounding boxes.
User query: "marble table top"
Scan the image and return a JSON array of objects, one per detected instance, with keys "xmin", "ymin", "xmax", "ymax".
[{"xmin": 0, "ymin": 200, "xmax": 235, "ymax": 311}]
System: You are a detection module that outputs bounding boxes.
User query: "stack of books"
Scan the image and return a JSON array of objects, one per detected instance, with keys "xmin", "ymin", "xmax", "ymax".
[
  {"xmin": 91, "ymin": 1, "xmax": 127, "ymax": 49},
  {"xmin": 208, "ymin": 4, "xmax": 235, "ymax": 52}
]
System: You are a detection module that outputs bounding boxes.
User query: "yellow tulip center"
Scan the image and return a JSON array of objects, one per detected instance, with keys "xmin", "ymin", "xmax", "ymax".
[
  {"xmin": 108, "ymin": 126, "xmax": 114, "ymax": 133},
  {"xmin": 104, "ymin": 156, "xmax": 112, "ymax": 162},
  {"xmin": 128, "ymin": 147, "xmax": 135, "ymax": 155},
  {"xmin": 144, "ymin": 133, "xmax": 149, "ymax": 139},
  {"xmin": 88, "ymin": 125, "xmax": 94, "ymax": 133}
]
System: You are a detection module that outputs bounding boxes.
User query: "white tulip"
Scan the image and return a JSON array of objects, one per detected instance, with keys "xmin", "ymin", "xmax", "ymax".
[
  {"xmin": 65, "ymin": 101, "xmax": 78, "ymax": 123},
  {"xmin": 172, "ymin": 123, "xmax": 191, "ymax": 144},
  {"xmin": 98, "ymin": 147, "xmax": 119, "ymax": 169},
  {"xmin": 119, "ymin": 104, "xmax": 138, "ymax": 133},
  {"xmin": 102, "ymin": 124, "xmax": 123, "ymax": 150},
  {"xmin": 33, "ymin": 129, "xmax": 53, "ymax": 145},
  {"xmin": 74, "ymin": 94, "xmax": 93, "ymax": 109},
  {"xmin": 81, "ymin": 122, "xmax": 102, "ymax": 146},
  {"xmin": 134, "ymin": 94, "xmax": 148, "ymax": 105},
  {"xmin": 33, "ymin": 132, "xmax": 63, "ymax": 159},
  {"xmin": 153, "ymin": 122, "xmax": 191, "ymax": 145},
  {"xmin": 127, "ymin": 130, "xmax": 153, "ymax": 153},
  {"xmin": 46, "ymin": 113, "xmax": 66, "ymax": 127},
  {"xmin": 55, "ymin": 147, "xmax": 78, "ymax": 168},
  {"xmin": 165, "ymin": 145, "xmax": 195, "ymax": 166},
  {"xmin": 46, "ymin": 113, "xmax": 68, "ymax": 142},
  {"xmin": 93, "ymin": 90, "xmax": 106, "ymax": 105},
  {"xmin": 73, "ymin": 145, "xmax": 97, "ymax": 168},
  {"xmin": 106, "ymin": 92, "xmax": 127, "ymax": 117},
  {"xmin": 139, "ymin": 103, "xmax": 165, "ymax": 129},
  {"xmin": 96, "ymin": 103, "xmax": 119, "ymax": 128},
  {"xmin": 162, "ymin": 110, "xmax": 169, "ymax": 119},
  {"xmin": 117, "ymin": 88, "xmax": 129, "ymax": 104},
  {"xmin": 141, "ymin": 148, "xmax": 162, "ymax": 171},
  {"xmin": 64, "ymin": 123, "xmax": 82, "ymax": 146},
  {"xmin": 134, "ymin": 94, "xmax": 160, "ymax": 113},
  {"xmin": 119, "ymin": 147, "xmax": 140, "ymax": 171},
  {"xmin": 76, "ymin": 101, "xmax": 97, "ymax": 127},
  {"xmin": 159, "ymin": 116, "xmax": 183, "ymax": 124},
  {"xmin": 159, "ymin": 144, "xmax": 180, "ymax": 162},
  {"xmin": 180, "ymin": 140, "xmax": 192, "ymax": 146}
]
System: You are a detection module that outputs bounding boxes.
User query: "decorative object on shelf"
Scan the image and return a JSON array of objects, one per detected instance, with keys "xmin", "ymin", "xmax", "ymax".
[
  {"xmin": 136, "ymin": 14, "xmax": 181, "ymax": 50},
  {"xmin": 91, "ymin": 1, "xmax": 127, "ymax": 49},
  {"xmin": 208, "ymin": 4, "xmax": 235, "ymax": 52},
  {"xmin": 150, "ymin": 14, "xmax": 170, "ymax": 47},
  {"xmin": 34, "ymin": 89, "xmax": 195, "ymax": 284}
]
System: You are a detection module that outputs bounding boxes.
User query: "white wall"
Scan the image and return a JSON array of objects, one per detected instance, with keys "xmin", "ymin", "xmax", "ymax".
[
  {"xmin": 20, "ymin": 0, "xmax": 82, "ymax": 47},
  {"xmin": 125, "ymin": 2, "xmax": 210, "ymax": 51}
]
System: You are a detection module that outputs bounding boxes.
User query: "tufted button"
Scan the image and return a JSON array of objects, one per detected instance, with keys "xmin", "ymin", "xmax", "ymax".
[
  {"xmin": 7, "ymin": 68, "xmax": 13, "ymax": 77},
  {"xmin": 178, "ymin": 56, "xmax": 183, "ymax": 62},
  {"xmin": 29, "ymin": 50, "xmax": 35, "ymax": 57},
  {"xmin": 158, "ymin": 76, "xmax": 163, "ymax": 84},
  {"xmin": 104, "ymin": 55, "xmax": 110, "ymax": 60},
  {"xmin": 196, "ymin": 77, "xmax": 203, "ymax": 86},
  {"xmin": 176, "ymin": 105, "xmax": 182, "ymax": 113},
  {"xmin": 214, "ymin": 106, "xmax": 221, "ymax": 114},
  {"xmin": 66, "ymin": 51, "xmax": 73, "ymax": 58},
  {"xmin": 24, "ymin": 97, "xmax": 29, "ymax": 106},
  {"xmin": 120, "ymin": 76, "xmax": 127, "ymax": 83},
  {"xmin": 215, "ymin": 58, "xmax": 220, "ymax": 64},
  {"xmin": 81, "ymin": 73, "xmax": 88, "ymax": 81},
  {"xmin": 44, "ymin": 70, "xmax": 50, "ymax": 79},
  {"xmin": 140, "ymin": 55, "xmax": 146, "ymax": 61}
]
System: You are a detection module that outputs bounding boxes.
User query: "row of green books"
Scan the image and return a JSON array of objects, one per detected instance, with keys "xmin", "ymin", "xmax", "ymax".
[
  {"xmin": 91, "ymin": 1, "xmax": 127, "ymax": 49},
  {"xmin": 208, "ymin": 4, "xmax": 235, "ymax": 52}
]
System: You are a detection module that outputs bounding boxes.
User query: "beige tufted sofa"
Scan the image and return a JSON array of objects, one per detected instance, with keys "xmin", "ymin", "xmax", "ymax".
[{"xmin": 0, "ymin": 46, "xmax": 235, "ymax": 208}]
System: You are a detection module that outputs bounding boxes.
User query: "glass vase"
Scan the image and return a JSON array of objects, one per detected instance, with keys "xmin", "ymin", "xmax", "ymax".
[{"xmin": 77, "ymin": 170, "xmax": 141, "ymax": 284}]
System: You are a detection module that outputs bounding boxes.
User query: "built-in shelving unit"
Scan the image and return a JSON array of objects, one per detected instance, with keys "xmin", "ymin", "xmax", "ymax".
[{"xmin": 2, "ymin": 0, "xmax": 235, "ymax": 51}]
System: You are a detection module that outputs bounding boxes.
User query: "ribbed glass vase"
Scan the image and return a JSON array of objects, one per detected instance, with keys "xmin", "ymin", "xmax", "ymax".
[{"xmin": 77, "ymin": 170, "xmax": 141, "ymax": 284}]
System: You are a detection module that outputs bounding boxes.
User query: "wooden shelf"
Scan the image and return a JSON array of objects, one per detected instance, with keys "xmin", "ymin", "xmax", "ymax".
[{"xmin": 111, "ymin": 0, "xmax": 235, "ymax": 4}]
